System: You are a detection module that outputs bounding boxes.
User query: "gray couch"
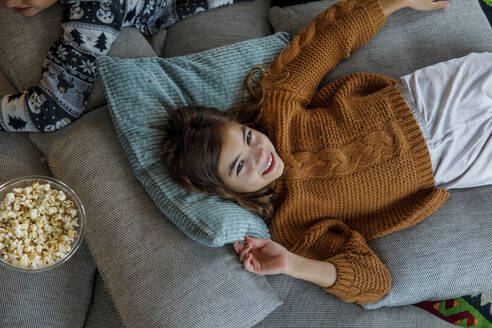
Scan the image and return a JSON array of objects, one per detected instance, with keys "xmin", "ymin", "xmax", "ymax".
[{"xmin": 1, "ymin": 0, "xmax": 491, "ymax": 327}]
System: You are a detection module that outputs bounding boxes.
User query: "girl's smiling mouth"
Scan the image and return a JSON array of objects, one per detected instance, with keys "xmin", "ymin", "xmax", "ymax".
[
  {"xmin": 262, "ymin": 152, "xmax": 276, "ymax": 176},
  {"xmin": 15, "ymin": 7, "xmax": 32, "ymax": 12}
]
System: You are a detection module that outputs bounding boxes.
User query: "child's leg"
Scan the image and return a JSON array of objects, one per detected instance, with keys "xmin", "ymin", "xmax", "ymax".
[{"xmin": 399, "ymin": 52, "xmax": 492, "ymax": 190}]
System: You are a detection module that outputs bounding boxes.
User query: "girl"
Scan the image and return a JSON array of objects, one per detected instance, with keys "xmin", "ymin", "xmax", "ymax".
[
  {"xmin": 0, "ymin": 0, "xmax": 249, "ymax": 132},
  {"xmin": 161, "ymin": 0, "xmax": 492, "ymax": 304}
]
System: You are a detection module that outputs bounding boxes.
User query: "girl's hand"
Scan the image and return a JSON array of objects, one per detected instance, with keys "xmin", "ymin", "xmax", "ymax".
[
  {"xmin": 380, "ymin": 0, "xmax": 449, "ymax": 16},
  {"xmin": 405, "ymin": 0, "xmax": 450, "ymax": 11},
  {"xmin": 232, "ymin": 236, "xmax": 290, "ymax": 275}
]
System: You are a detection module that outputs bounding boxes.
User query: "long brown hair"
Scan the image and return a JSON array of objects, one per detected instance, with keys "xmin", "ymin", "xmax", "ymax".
[
  {"xmin": 161, "ymin": 66, "xmax": 274, "ymax": 220},
  {"xmin": 228, "ymin": 65, "xmax": 269, "ymax": 127},
  {"xmin": 161, "ymin": 108, "xmax": 276, "ymax": 222}
]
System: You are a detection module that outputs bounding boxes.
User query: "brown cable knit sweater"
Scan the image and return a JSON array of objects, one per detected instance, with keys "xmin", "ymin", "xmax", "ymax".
[{"xmin": 259, "ymin": 0, "xmax": 449, "ymax": 304}]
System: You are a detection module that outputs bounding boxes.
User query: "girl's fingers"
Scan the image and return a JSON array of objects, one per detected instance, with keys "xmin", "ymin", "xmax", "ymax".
[
  {"xmin": 232, "ymin": 241, "xmax": 243, "ymax": 254},
  {"xmin": 239, "ymin": 243, "xmax": 252, "ymax": 262},
  {"xmin": 249, "ymin": 254, "xmax": 260, "ymax": 273},
  {"xmin": 244, "ymin": 235, "xmax": 257, "ymax": 244},
  {"xmin": 431, "ymin": 1, "xmax": 449, "ymax": 10},
  {"xmin": 244, "ymin": 235, "xmax": 267, "ymax": 247},
  {"xmin": 243, "ymin": 253, "xmax": 254, "ymax": 273}
]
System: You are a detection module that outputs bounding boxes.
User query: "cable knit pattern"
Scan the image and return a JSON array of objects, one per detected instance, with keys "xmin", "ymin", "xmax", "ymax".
[
  {"xmin": 261, "ymin": 0, "xmax": 449, "ymax": 304},
  {"xmin": 285, "ymin": 120, "xmax": 409, "ymax": 177}
]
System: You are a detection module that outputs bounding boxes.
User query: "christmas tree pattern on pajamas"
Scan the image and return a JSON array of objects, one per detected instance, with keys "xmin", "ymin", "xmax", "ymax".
[{"xmin": 0, "ymin": 0, "xmax": 250, "ymax": 132}]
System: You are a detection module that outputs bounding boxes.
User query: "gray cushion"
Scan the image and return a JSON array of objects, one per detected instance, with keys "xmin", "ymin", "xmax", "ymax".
[
  {"xmin": 29, "ymin": 107, "xmax": 282, "ymax": 328},
  {"xmin": 83, "ymin": 271, "xmax": 124, "ymax": 328},
  {"xmin": 0, "ymin": 131, "xmax": 96, "ymax": 328},
  {"xmin": 269, "ymin": 0, "xmax": 492, "ymax": 84},
  {"xmin": 255, "ymin": 275, "xmax": 455, "ymax": 328},
  {"xmin": 0, "ymin": 70, "xmax": 15, "ymax": 96},
  {"xmin": 366, "ymin": 186, "xmax": 492, "ymax": 309},
  {"xmin": 269, "ymin": 0, "xmax": 492, "ymax": 308},
  {"xmin": 148, "ymin": 29, "xmax": 168, "ymax": 57},
  {"xmin": 0, "ymin": 5, "xmax": 61, "ymax": 92},
  {"xmin": 0, "ymin": 242, "xmax": 96, "ymax": 328},
  {"xmin": 0, "ymin": 133, "xmax": 51, "ymax": 179},
  {"xmin": 163, "ymin": 0, "xmax": 272, "ymax": 57},
  {"xmin": 0, "ymin": 5, "xmax": 157, "ymax": 113}
]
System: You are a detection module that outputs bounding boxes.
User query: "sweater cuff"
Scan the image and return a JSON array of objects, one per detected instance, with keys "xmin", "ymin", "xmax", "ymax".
[
  {"xmin": 365, "ymin": 0, "xmax": 387, "ymax": 33},
  {"xmin": 323, "ymin": 256, "xmax": 359, "ymax": 299},
  {"xmin": 323, "ymin": 255, "xmax": 391, "ymax": 304}
]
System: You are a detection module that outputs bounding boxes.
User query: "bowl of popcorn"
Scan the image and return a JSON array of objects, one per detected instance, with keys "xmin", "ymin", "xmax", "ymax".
[{"xmin": 0, "ymin": 176, "xmax": 85, "ymax": 272}]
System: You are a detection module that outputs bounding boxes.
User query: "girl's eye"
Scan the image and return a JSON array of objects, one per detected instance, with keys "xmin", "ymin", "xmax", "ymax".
[
  {"xmin": 237, "ymin": 160, "xmax": 244, "ymax": 175},
  {"xmin": 246, "ymin": 131, "xmax": 252, "ymax": 145}
]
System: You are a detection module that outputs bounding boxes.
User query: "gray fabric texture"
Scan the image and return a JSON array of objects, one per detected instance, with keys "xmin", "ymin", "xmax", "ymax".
[
  {"xmin": 0, "ymin": 241, "xmax": 96, "ymax": 328},
  {"xmin": 255, "ymin": 275, "xmax": 455, "ymax": 328},
  {"xmin": 163, "ymin": 0, "xmax": 272, "ymax": 57},
  {"xmin": 0, "ymin": 5, "xmax": 61, "ymax": 91},
  {"xmin": 366, "ymin": 186, "xmax": 492, "ymax": 309},
  {"xmin": 83, "ymin": 271, "xmax": 124, "ymax": 328},
  {"xmin": 0, "ymin": 133, "xmax": 51, "ymax": 179},
  {"xmin": 29, "ymin": 106, "xmax": 283, "ymax": 328},
  {"xmin": 0, "ymin": 69, "xmax": 15, "ymax": 96},
  {"xmin": 0, "ymin": 133, "xmax": 96, "ymax": 328},
  {"xmin": 269, "ymin": 0, "xmax": 492, "ymax": 86},
  {"xmin": 0, "ymin": 6, "xmax": 157, "ymax": 113},
  {"xmin": 148, "ymin": 29, "xmax": 168, "ymax": 57},
  {"xmin": 268, "ymin": 0, "xmax": 492, "ymax": 308}
]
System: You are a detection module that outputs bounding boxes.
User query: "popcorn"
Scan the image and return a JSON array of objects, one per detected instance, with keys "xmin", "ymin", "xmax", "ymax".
[{"xmin": 0, "ymin": 182, "xmax": 78, "ymax": 269}]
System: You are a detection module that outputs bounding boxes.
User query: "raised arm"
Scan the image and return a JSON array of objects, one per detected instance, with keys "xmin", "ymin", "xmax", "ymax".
[
  {"xmin": 263, "ymin": 0, "xmax": 449, "ymax": 104},
  {"xmin": 262, "ymin": 0, "xmax": 386, "ymax": 104},
  {"xmin": 382, "ymin": 0, "xmax": 449, "ymax": 15}
]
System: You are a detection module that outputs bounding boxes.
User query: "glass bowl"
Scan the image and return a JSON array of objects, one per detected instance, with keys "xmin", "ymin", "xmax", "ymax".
[{"xmin": 0, "ymin": 176, "xmax": 86, "ymax": 273}]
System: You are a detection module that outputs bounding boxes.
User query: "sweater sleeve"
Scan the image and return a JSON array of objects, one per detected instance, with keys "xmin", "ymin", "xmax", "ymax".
[
  {"xmin": 322, "ymin": 225, "xmax": 392, "ymax": 304},
  {"xmin": 0, "ymin": 0, "xmax": 123, "ymax": 132},
  {"xmin": 264, "ymin": 0, "xmax": 386, "ymax": 104},
  {"xmin": 275, "ymin": 218, "xmax": 391, "ymax": 304}
]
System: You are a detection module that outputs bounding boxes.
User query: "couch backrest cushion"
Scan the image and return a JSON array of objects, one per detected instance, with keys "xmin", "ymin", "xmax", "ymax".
[
  {"xmin": 163, "ymin": 0, "xmax": 272, "ymax": 57},
  {"xmin": 96, "ymin": 32, "xmax": 291, "ymax": 246},
  {"xmin": 270, "ymin": 0, "xmax": 492, "ymax": 308},
  {"xmin": 29, "ymin": 106, "xmax": 283, "ymax": 328}
]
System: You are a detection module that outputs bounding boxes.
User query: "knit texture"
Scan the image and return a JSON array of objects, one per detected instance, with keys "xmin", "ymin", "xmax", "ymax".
[{"xmin": 260, "ymin": 0, "xmax": 449, "ymax": 304}]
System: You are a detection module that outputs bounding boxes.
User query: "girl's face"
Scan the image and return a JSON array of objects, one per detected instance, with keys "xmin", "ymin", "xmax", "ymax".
[
  {"xmin": 3, "ymin": 0, "xmax": 57, "ymax": 16},
  {"xmin": 218, "ymin": 122, "xmax": 284, "ymax": 193}
]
